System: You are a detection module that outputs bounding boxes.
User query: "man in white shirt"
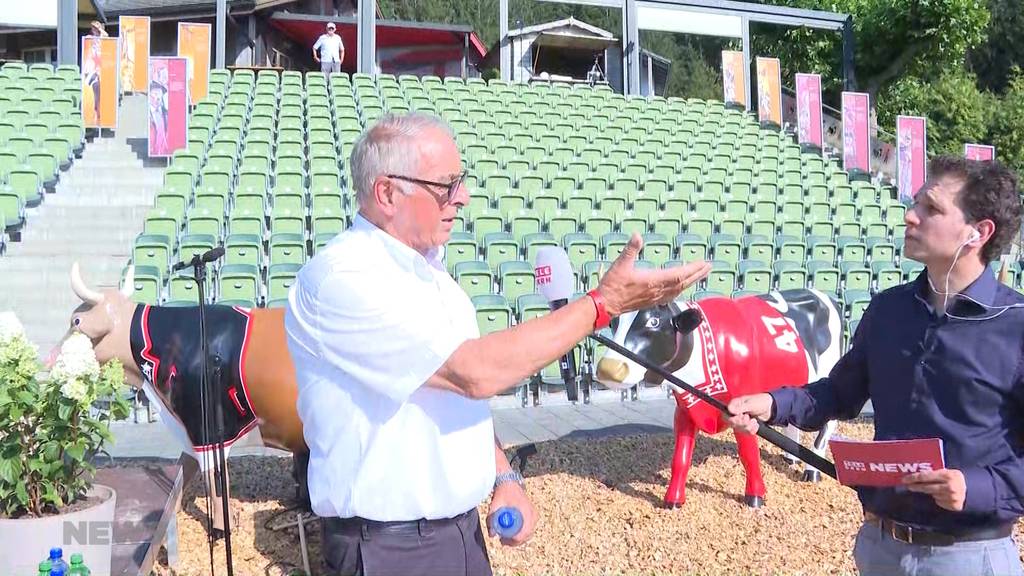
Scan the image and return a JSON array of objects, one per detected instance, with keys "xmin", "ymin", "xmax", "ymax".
[
  {"xmin": 313, "ymin": 22, "xmax": 344, "ymax": 75},
  {"xmin": 285, "ymin": 112, "xmax": 711, "ymax": 576}
]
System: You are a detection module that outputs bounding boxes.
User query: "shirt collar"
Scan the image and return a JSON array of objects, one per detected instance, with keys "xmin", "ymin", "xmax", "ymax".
[
  {"xmin": 351, "ymin": 213, "xmax": 445, "ymax": 272},
  {"xmin": 913, "ymin": 265, "xmax": 999, "ymax": 314}
]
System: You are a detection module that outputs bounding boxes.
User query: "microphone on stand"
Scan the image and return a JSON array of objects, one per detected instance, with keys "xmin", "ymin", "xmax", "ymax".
[
  {"xmin": 534, "ymin": 246, "xmax": 580, "ymax": 403},
  {"xmin": 172, "ymin": 246, "xmax": 226, "ymax": 272}
]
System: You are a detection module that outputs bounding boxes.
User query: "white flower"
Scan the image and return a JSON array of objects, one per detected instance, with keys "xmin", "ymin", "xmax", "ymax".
[
  {"xmin": 60, "ymin": 378, "xmax": 90, "ymax": 403},
  {"xmin": 50, "ymin": 333, "xmax": 100, "ymax": 384},
  {"xmin": 0, "ymin": 311, "xmax": 24, "ymax": 346}
]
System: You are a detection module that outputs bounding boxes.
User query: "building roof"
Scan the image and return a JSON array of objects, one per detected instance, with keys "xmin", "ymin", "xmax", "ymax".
[{"xmin": 507, "ymin": 17, "xmax": 615, "ymax": 40}]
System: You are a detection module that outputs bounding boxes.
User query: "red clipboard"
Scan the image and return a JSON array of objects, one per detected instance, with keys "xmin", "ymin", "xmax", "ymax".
[{"xmin": 828, "ymin": 436, "xmax": 945, "ymax": 487}]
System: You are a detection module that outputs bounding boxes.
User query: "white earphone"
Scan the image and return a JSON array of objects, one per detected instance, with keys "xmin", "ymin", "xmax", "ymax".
[{"xmin": 928, "ymin": 224, "xmax": 1024, "ymax": 321}]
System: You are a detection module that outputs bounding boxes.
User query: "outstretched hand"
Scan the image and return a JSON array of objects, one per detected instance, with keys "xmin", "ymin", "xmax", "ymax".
[{"xmin": 597, "ymin": 233, "xmax": 711, "ymax": 317}]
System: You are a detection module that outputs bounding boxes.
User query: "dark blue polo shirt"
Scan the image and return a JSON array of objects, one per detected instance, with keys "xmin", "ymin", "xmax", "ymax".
[{"xmin": 770, "ymin": 268, "xmax": 1024, "ymax": 533}]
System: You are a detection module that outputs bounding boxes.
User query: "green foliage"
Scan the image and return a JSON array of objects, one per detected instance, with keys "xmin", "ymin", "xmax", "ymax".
[
  {"xmin": 878, "ymin": 68, "xmax": 993, "ymax": 157},
  {"xmin": 969, "ymin": 0, "xmax": 1024, "ymax": 94},
  {"xmin": 0, "ymin": 327, "xmax": 130, "ymax": 519},
  {"xmin": 752, "ymin": 0, "xmax": 989, "ymax": 99},
  {"xmin": 988, "ymin": 69, "xmax": 1024, "ymax": 173}
]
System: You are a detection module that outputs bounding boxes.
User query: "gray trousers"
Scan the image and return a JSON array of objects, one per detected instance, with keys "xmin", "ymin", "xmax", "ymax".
[
  {"xmin": 854, "ymin": 522, "xmax": 1024, "ymax": 576},
  {"xmin": 321, "ymin": 60, "xmax": 341, "ymax": 75},
  {"xmin": 321, "ymin": 508, "xmax": 493, "ymax": 576}
]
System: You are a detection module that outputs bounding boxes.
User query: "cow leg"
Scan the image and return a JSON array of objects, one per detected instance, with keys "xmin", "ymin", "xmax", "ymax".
[
  {"xmin": 292, "ymin": 450, "xmax": 311, "ymax": 510},
  {"xmin": 802, "ymin": 419, "xmax": 839, "ymax": 483},
  {"xmin": 783, "ymin": 424, "xmax": 801, "ymax": 467},
  {"xmin": 734, "ymin": 429, "xmax": 766, "ymax": 508},
  {"xmin": 204, "ymin": 463, "xmax": 232, "ymax": 537},
  {"xmin": 664, "ymin": 403, "xmax": 697, "ymax": 509}
]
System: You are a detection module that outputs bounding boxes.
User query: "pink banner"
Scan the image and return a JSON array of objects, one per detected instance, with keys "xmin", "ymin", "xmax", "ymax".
[
  {"xmin": 897, "ymin": 115, "xmax": 927, "ymax": 200},
  {"xmin": 965, "ymin": 144, "xmax": 996, "ymax": 162},
  {"xmin": 841, "ymin": 92, "xmax": 871, "ymax": 173},
  {"xmin": 796, "ymin": 73, "xmax": 823, "ymax": 149},
  {"xmin": 148, "ymin": 57, "xmax": 189, "ymax": 158}
]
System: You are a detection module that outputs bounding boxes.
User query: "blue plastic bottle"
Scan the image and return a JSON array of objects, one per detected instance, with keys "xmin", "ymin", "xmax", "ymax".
[
  {"xmin": 47, "ymin": 548, "xmax": 69, "ymax": 574},
  {"xmin": 49, "ymin": 566, "xmax": 65, "ymax": 576},
  {"xmin": 489, "ymin": 507, "xmax": 523, "ymax": 539}
]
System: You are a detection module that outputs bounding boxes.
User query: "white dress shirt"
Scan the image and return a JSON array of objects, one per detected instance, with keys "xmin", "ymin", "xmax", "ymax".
[
  {"xmin": 285, "ymin": 214, "xmax": 495, "ymax": 521},
  {"xmin": 313, "ymin": 33, "xmax": 345, "ymax": 63}
]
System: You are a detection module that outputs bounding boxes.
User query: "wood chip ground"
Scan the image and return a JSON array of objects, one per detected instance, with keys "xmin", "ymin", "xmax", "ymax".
[{"xmin": 150, "ymin": 420, "xmax": 1023, "ymax": 575}]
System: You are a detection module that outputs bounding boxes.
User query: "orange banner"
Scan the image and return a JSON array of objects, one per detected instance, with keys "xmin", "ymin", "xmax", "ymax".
[
  {"xmin": 721, "ymin": 50, "xmax": 746, "ymax": 108},
  {"xmin": 178, "ymin": 22, "xmax": 211, "ymax": 105},
  {"xmin": 119, "ymin": 16, "xmax": 150, "ymax": 93},
  {"xmin": 756, "ymin": 57, "xmax": 782, "ymax": 126},
  {"xmin": 81, "ymin": 36, "xmax": 119, "ymax": 129}
]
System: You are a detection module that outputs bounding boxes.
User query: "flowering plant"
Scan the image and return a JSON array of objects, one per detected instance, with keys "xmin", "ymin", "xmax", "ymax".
[{"xmin": 0, "ymin": 312, "xmax": 131, "ymax": 518}]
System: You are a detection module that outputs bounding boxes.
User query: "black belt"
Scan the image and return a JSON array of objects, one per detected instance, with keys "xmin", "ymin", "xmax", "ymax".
[
  {"xmin": 864, "ymin": 512, "xmax": 1014, "ymax": 547},
  {"xmin": 323, "ymin": 508, "xmax": 476, "ymax": 539}
]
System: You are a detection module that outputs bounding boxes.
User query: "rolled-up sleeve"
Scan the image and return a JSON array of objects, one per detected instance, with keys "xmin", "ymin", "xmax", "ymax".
[{"xmin": 302, "ymin": 270, "xmax": 470, "ymax": 403}]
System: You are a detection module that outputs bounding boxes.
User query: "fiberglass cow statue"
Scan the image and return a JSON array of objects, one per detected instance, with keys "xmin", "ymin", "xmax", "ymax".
[
  {"xmin": 594, "ymin": 288, "xmax": 843, "ymax": 508},
  {"xmin": 60, "ymin": 263, "xmax": 306, "ymax": 533}
]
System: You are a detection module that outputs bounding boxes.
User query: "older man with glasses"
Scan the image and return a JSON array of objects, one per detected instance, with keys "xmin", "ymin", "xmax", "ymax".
[{"xmin": 284, "ymin": 112, "xmax": 711, "ymax": 576}]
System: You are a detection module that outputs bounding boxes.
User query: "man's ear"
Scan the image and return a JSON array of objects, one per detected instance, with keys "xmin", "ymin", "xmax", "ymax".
[
  {"xmin": 373, "ymin": 176, "xmax": 399, "ymax": 215},
  {"xmin": 973, "ymin": 220, "xmax": 996, "ymax": 246}
]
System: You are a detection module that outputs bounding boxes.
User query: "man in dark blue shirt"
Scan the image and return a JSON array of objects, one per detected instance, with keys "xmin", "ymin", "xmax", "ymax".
[{"xmin": 728, "ymin": 155, "xmax": 1024, "ymax": 576}]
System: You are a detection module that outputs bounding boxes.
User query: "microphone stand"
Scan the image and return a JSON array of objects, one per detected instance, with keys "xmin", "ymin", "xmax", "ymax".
[
  {"xmin": 174, "ymin": 247, "xmax": 234, "ymax": 575},
  {"xmin": 588, "ymin": 332, "xmax": 837, "ymax": 479}
]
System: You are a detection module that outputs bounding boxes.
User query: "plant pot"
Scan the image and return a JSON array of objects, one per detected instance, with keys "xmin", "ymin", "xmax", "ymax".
[{"xmin": 0, "ymin": 484, "xmax": 116, "ymax": 575}]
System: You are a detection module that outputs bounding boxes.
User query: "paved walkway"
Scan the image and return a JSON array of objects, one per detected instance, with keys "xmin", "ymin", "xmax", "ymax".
[{"xmin": 106, "ymin": 398, "xmax": 680, "ymax": 460}]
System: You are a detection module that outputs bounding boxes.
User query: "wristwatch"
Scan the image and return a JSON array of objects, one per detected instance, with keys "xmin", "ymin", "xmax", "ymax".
[{"xmin": 493, "ymin": 470, "xmax": 525, "ymax": 490}]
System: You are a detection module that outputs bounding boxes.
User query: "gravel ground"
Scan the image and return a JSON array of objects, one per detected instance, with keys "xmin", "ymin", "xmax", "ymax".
[{"xmin": 151, "ymin": 419, "xmax": 1024, "ymax": 575}]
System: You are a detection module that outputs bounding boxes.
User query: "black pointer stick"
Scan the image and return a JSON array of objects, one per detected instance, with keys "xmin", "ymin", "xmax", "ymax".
[{"xmin": 589, "ymin": 332, "xmax": 837, "ymax": 479}]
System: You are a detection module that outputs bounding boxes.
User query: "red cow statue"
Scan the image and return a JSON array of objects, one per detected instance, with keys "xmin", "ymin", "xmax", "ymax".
[{"xmin": 595, "ymin": 289, "xmax": 843, "ymax": 508}]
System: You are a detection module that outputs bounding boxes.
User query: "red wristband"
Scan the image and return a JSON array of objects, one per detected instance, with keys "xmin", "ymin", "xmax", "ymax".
[{"xmin": 587, "ymin": 289, "xmax": 612, "ymax": 330}]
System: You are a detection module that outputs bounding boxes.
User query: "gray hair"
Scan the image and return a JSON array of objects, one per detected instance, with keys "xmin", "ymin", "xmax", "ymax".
[{"xmin": 349, "ymin": 112, "xmax": 455, "ymax": 206}]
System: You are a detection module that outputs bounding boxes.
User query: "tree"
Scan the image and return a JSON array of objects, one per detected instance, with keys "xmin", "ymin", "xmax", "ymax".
[
  {"xmin": 988, "ymin": 69, "xmax": 1024, "ymax": 172},
  {"xmin": 878, "ymin": 68, "xmax": 993, "ymax": 157},
  {"xmin": 969, "ymin": 0, "xmax": 1024, "ymax": 94},
  {"xmin": 752, "ymin": 0, "xmax": 989, "ymax": 101}
]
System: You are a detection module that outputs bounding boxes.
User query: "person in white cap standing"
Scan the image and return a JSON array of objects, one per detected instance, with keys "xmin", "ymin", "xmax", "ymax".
[{"xmin": 313, "ymin": 22, "xmax": 344, "ymax": 76}]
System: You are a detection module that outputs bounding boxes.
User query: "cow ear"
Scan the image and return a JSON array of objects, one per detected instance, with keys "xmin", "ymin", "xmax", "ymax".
[{"xmin": 672, "ymin": 309, "xmax": 703, "ymax": 335}]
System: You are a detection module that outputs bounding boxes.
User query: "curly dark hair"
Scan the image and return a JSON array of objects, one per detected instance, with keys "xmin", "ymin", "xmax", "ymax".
[{"xmin": 928, "ymin": 155, "xmax": 1023, "ymax": 264}]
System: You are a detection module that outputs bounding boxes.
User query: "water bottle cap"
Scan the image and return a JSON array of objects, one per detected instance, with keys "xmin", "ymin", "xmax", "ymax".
[
  {"xmin": 49, "ymin": 548, "xmax": 62, "ymax": 559},
  {"xmin": 498, "ymin": 510, "xmax": 515, "ymax": 529},
  {"xmin": 70, "ymin": 553, "xmax": 83, "ymax": 564},
  {"xmin": 39, "ymin": 561, "xmax": 52, "ymax": 570}
]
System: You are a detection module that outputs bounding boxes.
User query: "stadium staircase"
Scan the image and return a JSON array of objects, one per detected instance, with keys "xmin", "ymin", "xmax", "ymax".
[{"xmin": 0, "ymin": 92, "xmax": 161, "ymax": 355}]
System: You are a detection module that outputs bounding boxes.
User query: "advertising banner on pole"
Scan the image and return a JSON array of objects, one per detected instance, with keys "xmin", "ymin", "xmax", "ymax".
[
  {"xmin": 756, "ymin": 57, "xmax": 782, "ymax": 126},
  {"xmin": 148, "ymin": 57, "xmax": 189, "ymax": 158},
  {"xmin": 897, "ymin": 115, "xmax": 928, "ymax": 200},
  {"xmin": 841, "ymin": 91, "xmax": 871, "ymax": 174},
  {"xmin": 964, "ymin": 144, "xmax": 996, "ymax": 162},
  {"xmin": 796, "ymin": 73, "xmax": 823, "ymax": 149},
  {"xmin": 81, "ymin": 35, "xmax": 120, "ymax": 129},
  {"xmin": 721, "ymin": 50, "xmax": 746, "ymax": 109},
  {"xmin": 119, "ymin": 15, "xmax": 150, "ymax": 93},
  {"xmin": 178, "ymin": 22, "xmax": 211, "ymax": 105}
]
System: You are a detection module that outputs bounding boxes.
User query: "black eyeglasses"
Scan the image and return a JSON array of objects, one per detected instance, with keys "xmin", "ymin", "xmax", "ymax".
[{"xmin": 387, "ymin": 170, "xmax": 467, "ymax": 206}]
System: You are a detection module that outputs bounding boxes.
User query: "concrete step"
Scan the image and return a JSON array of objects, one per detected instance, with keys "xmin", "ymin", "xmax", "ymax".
[
  {"xmin": 0, "ymin": 254, "xmax": 130, "ymax": 275},
  {"xmin": 41, "ymin": 193, "xmax": 156, "ymax": 207}
]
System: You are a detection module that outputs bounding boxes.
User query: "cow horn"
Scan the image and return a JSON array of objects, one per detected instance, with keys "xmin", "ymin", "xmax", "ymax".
[
  {"xmin": 120, "ymin": 264, "xmax": 135, "ymax": 298},
  {"xmin": 71, "ymin": 262, "xmax": 105, "ymax": 305}
]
